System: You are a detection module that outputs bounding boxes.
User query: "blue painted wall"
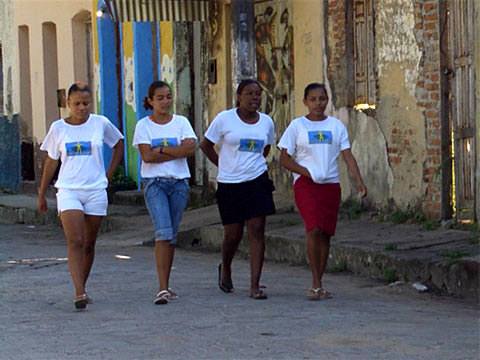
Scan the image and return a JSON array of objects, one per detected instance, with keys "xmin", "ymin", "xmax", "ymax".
[
  {"xmin": 0, "ymin": 115, "xmax": 21, "ymax": 191},
  {"xmin": 133, "ymin": 22, "xmax": 155, "ymax": 184},
  {"xmin": 97, "ymin": 15, "xmax": 121, "ymax": 170}
]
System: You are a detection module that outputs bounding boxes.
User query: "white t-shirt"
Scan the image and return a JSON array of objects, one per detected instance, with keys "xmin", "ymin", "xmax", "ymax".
[
  {"xmin": 132, "ymin": 114, "xmax": 197, "ymax": 179},
  {"xmin": 204, "ymin": 108, "xmax": 275, "ymax": 183},
  {"xmin": 40, "ymin": 114, "xmax": 124, "ymax": 190},
  {"xmin": 278, "ymin": 116, "xmax": 350, "ymax": 184}
]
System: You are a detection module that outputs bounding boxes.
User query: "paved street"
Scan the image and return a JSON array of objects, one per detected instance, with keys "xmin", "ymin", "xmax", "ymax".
[{"xmin": 1, "ymin": 222, "xmax": 479, "ymax": 360}]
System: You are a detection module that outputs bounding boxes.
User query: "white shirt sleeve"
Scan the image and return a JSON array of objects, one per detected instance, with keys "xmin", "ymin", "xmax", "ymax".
[
  {"xmin": 339, "ymin": 123, "xmax": 351, "ymax": 151},
  {"xmin": 277, "ymin": 121, "xmax": 297, "ymax": 156},
  {"xmin": 39, "ymin": 123, "xmax": 60, "ymax": 160},
  {"xmin": 132, "ymin": 120, "xmax": 150, "ymax": 148},
  {"xmin": 266, "ymin": 116, "xmax": 275, "ymax": 145},
  {"xmin": 103, "ymin": 117, "xmax": 124, "ymax": 148},
  {"xmin": 204, "ymin": 113, "xmax": 224, "ymax": 144},
  {"xmin": 180, "ymin": 117, "xmax": 197, "ymax": 141}
]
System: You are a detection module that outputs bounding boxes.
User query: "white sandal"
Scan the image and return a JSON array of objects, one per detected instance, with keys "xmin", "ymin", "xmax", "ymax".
[
  {"xmin": 307, "ymin": 288, "xmax": 332, "ymax": 300},
  {"xmin": 167, "ymin": 288, "xmax": 179, "ymax": 300},
  {"xmin": 154, "ymin": 290, "xmax": 169, "ymax": 305}
]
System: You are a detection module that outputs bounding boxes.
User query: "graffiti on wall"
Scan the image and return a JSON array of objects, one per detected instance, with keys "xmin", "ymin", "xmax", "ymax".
[
  {"xmin": 254, "ymin": 0, "xmax": 293, "ymax": 133},
  {"xmin": 255, "ymin": 0, "xmax": 294, "ymax": 192}
]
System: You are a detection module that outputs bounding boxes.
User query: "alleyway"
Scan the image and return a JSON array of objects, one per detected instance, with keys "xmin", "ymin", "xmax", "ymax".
[{"xmin": 1, "ymin": 222, "xmax": 478, "ymax": 360}]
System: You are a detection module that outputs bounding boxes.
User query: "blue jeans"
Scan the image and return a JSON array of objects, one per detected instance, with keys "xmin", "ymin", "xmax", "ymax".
[{"xmin": 143, "ymin": 177, "xmax": 190, "ymax": 244}]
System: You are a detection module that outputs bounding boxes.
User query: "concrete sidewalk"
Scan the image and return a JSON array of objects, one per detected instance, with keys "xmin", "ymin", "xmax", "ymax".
[{"xmin": 0, "ymin": 192, "xmax": 478, "ymax": 302}]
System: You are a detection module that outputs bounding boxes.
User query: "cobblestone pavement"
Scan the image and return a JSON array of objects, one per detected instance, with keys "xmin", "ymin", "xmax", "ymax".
[{"xmin": 1, "ymin": 222, "xmax": 479, "ymax": 360}]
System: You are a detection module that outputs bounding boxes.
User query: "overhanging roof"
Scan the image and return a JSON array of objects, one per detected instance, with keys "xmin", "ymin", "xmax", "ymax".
[{"xmin": 105, "ymin": 0, "xmax": 209, "ymax": 22}]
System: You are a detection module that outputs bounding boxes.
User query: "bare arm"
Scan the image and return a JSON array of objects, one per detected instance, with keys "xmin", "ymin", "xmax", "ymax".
[
  {"xmin": 37, "ymin": 156, "xmax": 59, "ymax": 214},
  {"xmin": 199, "ymin": 138, "xmax": 218, "ymax": 167},
  {"xmin": 106, "ymin": 140, "xmax": 124, "ymax": 184},
  {"xmin": 263, "ymin": 145, "xmax": 271, "ymax": 158},
  {"xmin": 279, "ymin": 148, "xmax": 311, "ymax": 178},
  {"xmin": 341, "ymin": 148, "xmax": 367, "ymax": 198},
  {"xmin": 138, "ymin": 138, "xmax": 195, "ymax": 164}
]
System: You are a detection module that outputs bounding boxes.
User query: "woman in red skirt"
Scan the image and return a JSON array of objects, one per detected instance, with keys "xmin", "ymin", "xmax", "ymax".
[{"xmin": 278, "ymin": 83, "xmax": 367, "ymax": 299}]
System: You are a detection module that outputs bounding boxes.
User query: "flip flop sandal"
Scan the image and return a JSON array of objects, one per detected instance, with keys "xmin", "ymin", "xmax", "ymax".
[
  {"xmin": 74, "ymin": 294, "xmax": 88, "ymax": 310},
  {"xmin": 218, "ymin": 264, "xmax": 234, "ymax": 293},
  {"xmin": 307, "ymin": 288, "xmax": 332, "ymax": 300},
  {"xmin": 154, "ymin": 290, "xmax": 169, "ymax": 305},
  {"xmin": 167, "ymin": 288, "xmax": 179, "ymax": 300},
  {"xmin": 85, "ymin": 294, "xmax": 93, "ymax": 304},
  {"xmin": 248, "ymin": 289, "xmax": 268, "ymax": 300}
]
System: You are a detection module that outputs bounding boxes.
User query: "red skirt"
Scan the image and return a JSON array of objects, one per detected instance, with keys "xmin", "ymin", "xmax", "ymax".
[{"xmin": 293, "ymin": 176, "xmax": 341, "ymax": 236}]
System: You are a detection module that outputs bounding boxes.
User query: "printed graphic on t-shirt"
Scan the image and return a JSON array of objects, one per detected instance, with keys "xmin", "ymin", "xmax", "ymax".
[
  {"xmin": 239, "ymin": 139, "xmax": 264, "ymax": 153},
  {"xmin": 152, "ymin": 138, "xmax": 178, "ymax": 147},
  {"xmin": 308, "ymin": 131, "xmax": 332, "ymax": 145},
  {"xmin": 66, "ymin": 141, "xmax": 92, "ymax": 156}
]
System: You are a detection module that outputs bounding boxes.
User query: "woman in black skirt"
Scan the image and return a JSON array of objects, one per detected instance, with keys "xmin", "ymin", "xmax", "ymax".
[{"xmin": 200, "ymin": 79, "xmax": 275, "ymax": 299}]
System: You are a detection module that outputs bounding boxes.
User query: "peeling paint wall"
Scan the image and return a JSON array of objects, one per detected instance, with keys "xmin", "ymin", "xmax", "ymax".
[
  {"xmin": 325, "ymin": 0, "xmax": 449, "ymax": 217},
  {"xmin": 0, "ymin": 0, "xmax": 18, "ymax": 117},
  {"xmin": 476, "ymin": 3, "xmax": 480, "ymax": 223},
  {"xmin": 376, "ymin": 2, "xmax": 422, "ymax": 97},
  {"xmin": 0, "ymin": 0, "xmax": 21, "ymax": 190}
]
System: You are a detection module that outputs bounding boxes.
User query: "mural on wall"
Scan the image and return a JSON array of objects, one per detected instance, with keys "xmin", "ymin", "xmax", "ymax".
[
  {"xmin": 159, "ymin": 21, "xmax": 175, "ymax": 108},
  {"xmin": 254, "ymin": 0, "xmax": 294, "ymax": 190},
  {"xmin": 255, "ymin": 0, "xmax": 293, "ymax": 133},
  {"xmin": 122, "ymin": 22, "xmax": 138, "ymax": 184}
]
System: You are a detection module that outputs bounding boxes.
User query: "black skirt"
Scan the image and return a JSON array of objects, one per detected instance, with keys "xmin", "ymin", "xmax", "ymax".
[{"xmin": 216, "ymin": 171, "xmax": 276, "ymax": 225}]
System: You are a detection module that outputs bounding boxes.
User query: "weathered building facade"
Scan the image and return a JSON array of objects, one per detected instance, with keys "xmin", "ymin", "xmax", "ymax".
[
  {"xmin": 207, "ymin": 0, "xmax": 478, "ymax": 223},
  {"xmin": 1, "ymin": 0, "xmax": 478, "ymax": 224},
  {"xmin": 324, "ymin": 0, "xmax": 478, "ymax": 221}
]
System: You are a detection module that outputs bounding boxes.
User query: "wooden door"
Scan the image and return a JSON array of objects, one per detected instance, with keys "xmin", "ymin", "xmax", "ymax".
[{"xmin": 449, "ymin": 0, "xmax": 477, "ymax": 220}]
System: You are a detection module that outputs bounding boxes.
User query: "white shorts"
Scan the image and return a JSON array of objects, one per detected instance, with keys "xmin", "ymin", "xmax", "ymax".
[{"xmin": 56, "ymin": 188, "xmax": 108, "ymax": 216}]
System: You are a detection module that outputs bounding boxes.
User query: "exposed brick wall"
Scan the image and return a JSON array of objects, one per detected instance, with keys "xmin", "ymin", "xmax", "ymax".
[
  {"xmin": 412, "ymin": 0, "xmax": 443, "ymax": 218},
  {"xmin": 325, "ymin": 0, "xmax": 444, "ymax": 218}
]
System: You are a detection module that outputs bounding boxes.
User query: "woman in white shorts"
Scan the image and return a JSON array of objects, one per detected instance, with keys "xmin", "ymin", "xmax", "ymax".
[{"xmin": 37, "ymin": 82, "xmax": 124, "ymax": 310}]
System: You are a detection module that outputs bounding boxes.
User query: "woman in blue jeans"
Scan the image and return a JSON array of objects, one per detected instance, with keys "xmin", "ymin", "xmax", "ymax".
[{"xmin": 133, "ymin": 81, "xmax": 196, "ymax": 305}]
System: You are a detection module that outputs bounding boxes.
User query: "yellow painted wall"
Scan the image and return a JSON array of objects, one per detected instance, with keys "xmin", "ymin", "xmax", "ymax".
[
  {"xmin": 205, "ymin": 0, "xmax": 231, "ymax": 182},
  {"xmin": 208, "ymin": 0, "xmax": 230, "ymax": 117},
  {"xmin": 159, "ymin": 22, "xmax": 174, "ymax": 88},
  {"xmin": 292, "ymin": 0, "xmax": 324, "ymax": 118}
]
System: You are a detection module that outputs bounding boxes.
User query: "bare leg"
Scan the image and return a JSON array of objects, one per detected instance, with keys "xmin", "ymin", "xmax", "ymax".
[
  {"xmin": 166, "ymin": 244, "xmax": 175, "ymax": 286},
  {"xmin": 246, "ymin": 216, "xmax": 266, "ymax": 294},
  {"xmin": 306, "ymin": 227, "xmax": 331, "ymax": 289},
  {"xmin": 82, "ymin": 215, "xmax": 103, "ymax": 288},
  {"xmin": 60, "ymin": 210, "xmax": 86, "ymax": 297},
  {"xmin": 155, "ymin": 241, "xmax": 175, "ymax": 291},
  {"xmin": 221, "ymin": 223, "xmax": 244, "ymax": 284}
]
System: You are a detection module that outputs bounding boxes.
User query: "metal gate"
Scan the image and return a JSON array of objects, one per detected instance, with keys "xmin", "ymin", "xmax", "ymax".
[{"xmin": 449, "ymin": 0, "xmax": 477, "ymax": 220}]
